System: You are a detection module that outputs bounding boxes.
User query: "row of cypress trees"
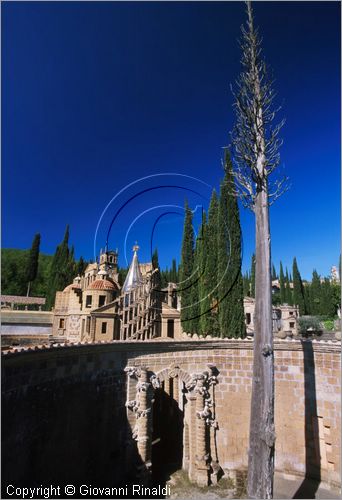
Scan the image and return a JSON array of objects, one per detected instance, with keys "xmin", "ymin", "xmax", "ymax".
[
  {"xmin": 179, "ymin": 152, "xmax": 245, "ymax": 338},
  {"xmin": 243, "ymin": 256, "xmax": 340, "ymax": 318},
  {"xmin": 45, "ymin": 225, "xmax": 85, "ymax": 309}
]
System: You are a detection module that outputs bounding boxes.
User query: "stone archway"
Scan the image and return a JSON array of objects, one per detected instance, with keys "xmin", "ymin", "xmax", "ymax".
[{"xmin": 124, "ymin": 363, "xmax": 222, "ymax": 487}]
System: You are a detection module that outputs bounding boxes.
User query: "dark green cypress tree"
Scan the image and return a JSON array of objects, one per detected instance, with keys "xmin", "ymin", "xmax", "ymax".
[
  {"xmin": 66, "ymin": 245, "xmax": 76, "ymax": 284},
  {"xmin": 191, "ymin": 213, "xmax": 206, "ymax": 334},
  {"xmin": 271, "ymin": 264, "xmax": 277, "ymax": 280},
  {"xmin": 279, "ymin": 262, "xmax": 286, "ymax": 304},
  {"xmin": 77, "ymin": 256, "xmax": 87, "ymax": 276},
  {"xmin": 293, "ymin": 258, "xmax": 306, "ymax": 315},
  {"xmin": 310, "ymin": 270, "xmax": 321, "ymax": 316},
  {"xmin": 284, "ymin": 268, "xmax": 293, "ymax": 305},
  {"xmin": 170, "ymin": 259, "xmax": 177, "ymax": 283},
  {"xmin": 161, "ymin": 268, "xmax": 169, "ymax": 288},
  {"xmin": 320, "ymin": 278, "xmax": 335, "ymax": 317},
  {"xmin": 243, "ymin": 272, "xmax": 251, "ymax": 297},
  {"xmin": 217, "ymin": 151, "xmax": 245, "ymax": 338},
  {"xmin": 201, "ymin": 190, "xmax": 220, "ymax": 336},
  {"xmin": 180, "ymin": 202, "xmax": 195, "ymax": 332},
  {"xmin": 304, "ymin": 284, "xmax": 311, "ymax": 315},
  {"xmin": 250, "ymin": 253, "xmax": 256, "ymax": 298},
  {"xmin": 151, "ymin": 248, "xmax": 163, "ymax": 330},
  {"xmin": 46, "ymin": 225, "xmax": 73, "ymax": 310},
  {"xmin": 152, "ymin": 248, "xmax": 162, "ymax": 290},
  {"xmin": 25, "ymin": 233, "xmax": 41, "ymax": 296}
]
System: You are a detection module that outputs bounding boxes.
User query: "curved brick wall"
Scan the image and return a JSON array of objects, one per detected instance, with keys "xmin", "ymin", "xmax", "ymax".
[{"xmin": 2, "ymin": 339, "xmax": 340, "ymax": 493}]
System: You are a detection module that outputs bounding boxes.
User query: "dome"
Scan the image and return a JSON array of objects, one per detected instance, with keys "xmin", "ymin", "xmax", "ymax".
[
  {"xmin": 63, "ymin": 283, "xmax": 81, "ymax": 292},
  {"xmin": 87, "ymin": 279, "xmax": 117, "ymax": 291}
]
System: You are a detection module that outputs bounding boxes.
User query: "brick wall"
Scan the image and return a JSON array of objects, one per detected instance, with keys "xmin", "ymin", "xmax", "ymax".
[{"xmin": 2, "ymin": 339, "xmax": 340, "ymax": 491}]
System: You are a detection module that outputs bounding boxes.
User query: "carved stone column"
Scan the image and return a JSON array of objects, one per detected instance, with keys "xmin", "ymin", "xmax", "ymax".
[
  {"xmin": 125, "ymin": 366, "xmax": 153, "ymax": 483},
  {"xmin": 195, "ymin": 376, "xmax": 210, "ymax": 487},
  {"xmin": 173, "ymin": 375, "xmax": 179, "ymax": 405},
  {"xmin": 187, "ymin": 393, "xmax": 197, "ymax": 483},
  {"xmin": 137, "ymin": 369, "xmax": 152, "ymax": 470}
]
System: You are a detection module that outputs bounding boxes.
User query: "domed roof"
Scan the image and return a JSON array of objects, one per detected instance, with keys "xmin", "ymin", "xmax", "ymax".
[
  {"xmin": 87, "ymin": 279, "xmax": 117, "ymax": 291},
  {"xmin": 63, "ymin": 283, "xmax": 81, "ymax": 292}
]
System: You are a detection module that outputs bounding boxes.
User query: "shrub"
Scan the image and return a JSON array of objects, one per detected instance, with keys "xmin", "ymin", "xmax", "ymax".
[
  {"xmin": 298, "ymin": 316, "xmax": 322, "ymax": 335},
  {"xmin": 322, "ymin": 319, "xmax": 334, "ymax": 331}
]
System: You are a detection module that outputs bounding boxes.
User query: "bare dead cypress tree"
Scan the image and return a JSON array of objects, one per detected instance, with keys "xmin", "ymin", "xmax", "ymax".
[{"xmin": 230, "ymin": 2, "xmax": 289, "ymax": 498}]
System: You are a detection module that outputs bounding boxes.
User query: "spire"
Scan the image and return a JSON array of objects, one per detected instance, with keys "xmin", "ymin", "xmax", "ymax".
[{"xmin": 122, "ymin": 244, "xmax": 143, "ymax": 292}]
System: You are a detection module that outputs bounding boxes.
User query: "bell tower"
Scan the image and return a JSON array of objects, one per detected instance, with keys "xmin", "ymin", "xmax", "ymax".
[{"xmin": 99, "ymin": 248, "xmax": 119, "ymax": 283}]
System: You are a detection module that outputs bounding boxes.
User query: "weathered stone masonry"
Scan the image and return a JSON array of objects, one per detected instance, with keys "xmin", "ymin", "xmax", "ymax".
[
  {"xmin": 124, "ymin": 362, "xmax": 221, "ymax": 486},
  {"xmin": 2, "ymin": 339, "xmax": 340, "ymax": 494}
]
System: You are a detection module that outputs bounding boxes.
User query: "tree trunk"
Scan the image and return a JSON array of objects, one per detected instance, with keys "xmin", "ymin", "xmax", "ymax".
[
  {"xmin": 247, "ymin": 188, "xmax": 275, "ymax": 499},
  {"xmin": 26, "ymin": 282, "xmax": 31, "ymax": 297}
]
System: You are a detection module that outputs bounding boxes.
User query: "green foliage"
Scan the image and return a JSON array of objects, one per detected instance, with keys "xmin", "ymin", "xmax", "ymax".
[
  {"xmin": 331, "ymin": 282, "xmax": 341, "ymax": 315},
  {"xmin": 202, "ymin": 190, "xmax": 219, "ymax": 336},
  {"xmin": 272, "ymin": 291, "xmax": 281, "ymax": 306},
  {"xmin": 285, "ymin": 267, "xmax": 293, "ymax": 305},
  {"xmin": 189, "ymin": 225, "xmax": 202, "ymax": 334},
  {"xmin": 25, "ymin": 233, "xmax": 41, "ymax": 295},
  {"xmin": 309, "ymin": 270, "xmax": 321, "ymax": 315},
  {"xmin": 118, "ymin": 266, "xmax": 128, "ymax": 287},
  {"xmin": 2, "ymin": 248, "xmax": 53, "ymax": 297},
  {"xmin": 250, "ymin": 253, "xmax": 256, "ymax": 298},
  {"xmin": 320, "ymin": 278, "xmax": 336, "ymax": 318},
  {"xmin": 217, "ymin": 151, "xmax": 245, "ymax": 338},
  {"xmin": 152, "ymin": 248, "xmax": 162, "ymax": 289},
  {"xmin": 170, "ymin": 259, "xmax": 178, "ymax": 283},
  {"xmin": 279, "ymin": 261, "xmax": 286, "ymax": 304},
  {"xmin": 77, "ymin": 256, "xmax": 88, "ymax": 276},
  {"xmin": 45, "ymin": 225, "xmax": 77, "ymax": 310},
  {"xmin": 180, "ymin": 202, "xmax": 195, "ymax": 332},
  {"xmin": 298, "ymin": 316, "xmax": 322, "ymax": 335},
  {"xmin": 292, "ymin": 258, "xmax": 306, "ymax": 314},
  {"xmin": 243, "ymin": 272, "xmax": 251, "ymax": 297},
  {"xmin": 196, "ymin": 212, "xmax": 209, "ymax": 335},
  {"xmin": 272, "ymin": 264, "xmax": 277, "ymax": 280},
  {"xmin": 322, "ymin": 319, "xmax": 334, "ymax": 331}
]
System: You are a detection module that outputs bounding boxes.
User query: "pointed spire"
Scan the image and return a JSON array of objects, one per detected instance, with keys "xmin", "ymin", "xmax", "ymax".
[{"xmin": 122, "ymin": 244, "xmax": 143, "ymax": 292}]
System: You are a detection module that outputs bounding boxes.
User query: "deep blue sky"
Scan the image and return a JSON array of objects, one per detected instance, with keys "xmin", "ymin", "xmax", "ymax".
[{"xmin": 2, "ymin": 1, "xmax": 341, "ymax": 278}]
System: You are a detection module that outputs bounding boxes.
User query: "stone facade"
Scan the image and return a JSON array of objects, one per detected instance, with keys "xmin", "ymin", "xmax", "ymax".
[
  {"xmin": 3, "ymin": 339, "xmax": 340, "ymax": 491},
  {"xmin": 244, "ymin": 297, "xmax": 299, "ymax": 336},
  {"xmin": 52, "ymin": 247, "xmax": 180, "ymax": 343}
]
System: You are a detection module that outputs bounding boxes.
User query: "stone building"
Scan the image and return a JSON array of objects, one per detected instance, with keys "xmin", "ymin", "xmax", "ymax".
[
  {"xmin": 52, "ymin": 245, "xmax": 177, "ymax": 343},
  {"xmin": 52, "ymin": 246, "xmax": 299, "ymax": 344},
  {"xmin": 244, "ymin": 297, "xmax": 299, "ymax": 336}
]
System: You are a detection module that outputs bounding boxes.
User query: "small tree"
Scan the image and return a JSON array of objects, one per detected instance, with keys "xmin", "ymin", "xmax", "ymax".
[
  {"xmin": 230, "ymin": 2, "xmax": 288, "ymax": 497},
  {"xmin": 310, "ymin": 270, "xmax": 321, "ymax": 316},
  {"xmin": 285, "ymin": 268, "xmax": 293, "ymax": 305},
  {"xmin": 279, "ymin": 262, "xmax": 286, "ymax": 304},
  {"xmin": 293, "ymin": 257, "xmax": 306, "ymax": 315},
  {"xmin": 243, "ymin": 271, "xmax": 251, "ymax": 297},
  {"xmin": 25, "ymin": 233, "xmax": 41, "ymax": 296},
  {"xmin": 218, "ymin": 151, "xmax": 245, "ymax": 338},
  {"xmin": 250, "ymin": 253, "xmax": 256, "ymax": 298},
  {"xmin": 320, "ymin": 278, "xmax": 335, "ymax": 317},
  {"xmin": 170, "ymin": 259, "xmax": 178, "ymax": 283},
  {"xmin": 271, "ymin": 264, "xmax": 277, "ymax": 280},
  {"xmin": 46, "ymin": 225, "xmax": 74, "ymax": 310},
  {"xmin": 180, "ymin": 202, "xmax": 195, "ymax": 332},
  {"xmin": 77, "ymin": 256, "xmax": 87, "ymax": 276},
  {"xmin": 205, "ymin": 190, "xmax": 220, "ymax": 335}
]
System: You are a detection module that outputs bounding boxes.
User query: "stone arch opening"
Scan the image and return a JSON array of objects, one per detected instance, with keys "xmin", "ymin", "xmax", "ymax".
[
  {"xmin": 124, "ymin": 363, "xmax": 222, "ymax": 487},
  {"xmin": 151, "ymin": 376, "xmax": 185, "ymax": 483}
]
